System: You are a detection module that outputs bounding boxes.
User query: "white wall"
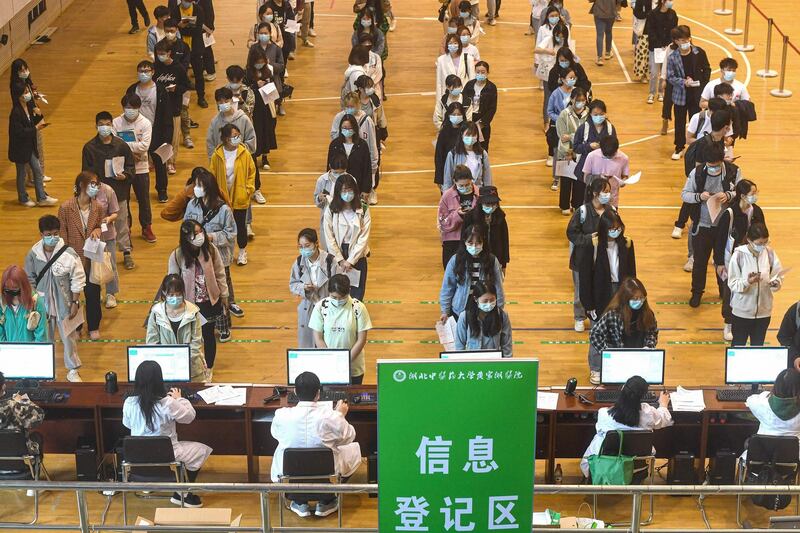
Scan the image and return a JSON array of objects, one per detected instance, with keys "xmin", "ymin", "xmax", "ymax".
[{"xmin": 0, "ymin": 0, "xmax": 77, "ymax": 74}]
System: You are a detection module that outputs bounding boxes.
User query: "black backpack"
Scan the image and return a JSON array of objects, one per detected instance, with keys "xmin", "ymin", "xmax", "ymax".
[
  {"xmin": 684, "ymin": 133, "xmax": 712, "ymax": 177},
  {"xmin": 296, "ymin": 253, "xmax": 335, "ymax": 280},
  {"xmin": 747, "ymin": 462, "xmax": 795, "ymax": 511}
]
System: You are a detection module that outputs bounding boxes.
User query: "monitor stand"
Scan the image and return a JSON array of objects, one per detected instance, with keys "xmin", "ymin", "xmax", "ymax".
[{"xmin": 749, "ymin": 383, "xmax": 761, "ymax": 394}]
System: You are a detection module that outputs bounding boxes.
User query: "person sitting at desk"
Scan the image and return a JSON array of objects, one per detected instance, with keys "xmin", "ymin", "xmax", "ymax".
[
  {"xmin": 580, "ymin": 375, "xmax": 672, "ymax": 478},
  {"xmin": 0, "ymin": 371, "xmax": 45, "ymax": 456},
  {"xmin": 146, "ymin": 274, "xmax": 209, "ymax": 382},
  {"xmin": 122, "ymin": 360, "xmax": 212, "ymax": 508},
  {"xmin": 0, "ymin": 265, "xmax": 48, "ymax": 342},
  {"xmin": 745, "ymin": 368, "xmax": 800, "ymax": 445},
  {"xmin": 455, "ymin": 281, "xmax": 512, "ymax": 357},
  {"xmin": 270, "ymin": 371, "xmax": 361, "ymax": 519}
]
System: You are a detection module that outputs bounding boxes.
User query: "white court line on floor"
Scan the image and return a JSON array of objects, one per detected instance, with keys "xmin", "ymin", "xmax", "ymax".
[
  {"xmin": 253, "ymin": 204, "xmax": 800, "ymax": 211},
  {"xmin": 611, "ymin": 41, "xmax": 633, "ymax": 83}
]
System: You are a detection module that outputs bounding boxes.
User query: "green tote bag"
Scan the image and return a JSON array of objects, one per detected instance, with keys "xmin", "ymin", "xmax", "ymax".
[{"xmin": 588, "ymin": 430, "xmax": 634, "ymax": 485}]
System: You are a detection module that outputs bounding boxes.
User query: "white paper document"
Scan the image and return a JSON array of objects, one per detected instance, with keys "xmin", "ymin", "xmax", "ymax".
[
  {"xmin": 61, "ymin": 308, "xmax": 85, "ymax": 336},
  {"xmin": 284, "ymin": 18, "xmax": 300, "ymax": 34},
  {"xmin": 345, "ymin": 268, "xmax": 361, "ymax": 288},
  {"xmin": 622, "ymin": 171, "xmax": 641, "ymax": 185},
  {"xmin": 202, "ymin": 32, "xmax": 216, "ymax": 48},
  {"xmin": 83, "ymin": 238, "xmax": 106, "ymax": 263},
  {"xmin": 771, "ymin": 267, "xmax": 792, "ymax": 283},
  {"xmin": 537, "ymin": 391, "xmax": 559, "ymax": 411},
  {"xmin": 654, "ymin": 46, "xmax": 668, "ymax": 64},
  {"xmin": 435, "ymin": 316, "xmax": 458, "ymax": 351},
  {"xmin": 670, "ymin": 386, "xmax": 706, "ymax": 412},
  {"xmin": 154, "ymin": 143, "xmax": 174, "ymax": 163},
  {"xmin": 215, "ymin": 388, "xmax": 247, "ymax": 406},
  {"xmin": 197, "ymin": 385, "xmax": 247, "ymax": 405},
  {"xmin": 104, "ymin": 156, "xmax": 126, "ymax": 178},
  {"xmin": 555, "ymin": 159, "xmax": 578, "ymax": 180},
  {"xmin": 259, "ymin": 82, "xmax": 279, "ymax": 105}
]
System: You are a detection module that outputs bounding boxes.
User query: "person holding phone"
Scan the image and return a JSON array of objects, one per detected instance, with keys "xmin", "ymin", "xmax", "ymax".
[{"xmin": 438, "ymin": 165, "xmax": 478, "ymax": 269}]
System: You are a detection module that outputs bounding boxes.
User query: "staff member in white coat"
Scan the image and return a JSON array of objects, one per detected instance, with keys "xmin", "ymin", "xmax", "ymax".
[
  {"xmin": 323, "ymin": 174, "xmax": 371, "ymax": 301},
  {"xmin": 580, "ymin": 375, "xmax": 672, "ymax": 477},
  {"xmin": 436, "ymin": 34, "xmax": 476, "ymax": 99},
  {"xmin": 289, "ymin": 228, "xmax": 337, "ymax": 348},
  {"xmin": 727, "ymin": 222, "xmax": 783, "ymax": 347},
  {"xmin": 123, "ymin": 360, "xmax": 212, "ymax": 508},
  {"xmin": 271, "ymin": 371, "xmax": 361, "ymax": 518},
  {"xmin": 746, "ymin": 369, "xmax": 800, "ymax": 450}
]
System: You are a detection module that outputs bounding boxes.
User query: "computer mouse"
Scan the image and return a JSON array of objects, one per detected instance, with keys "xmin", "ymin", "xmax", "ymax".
[
  {"xmin": 351, "ymin": 395, "xmax": 361, "ymax": 404},
  {"xmin": 52, "ymin": 393, "xmax": 65, "ymax": 403}
]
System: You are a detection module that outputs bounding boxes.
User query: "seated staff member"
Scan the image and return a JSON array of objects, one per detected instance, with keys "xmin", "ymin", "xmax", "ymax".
[
  {"xmin": 778, "ymin": 301, "xmax": 800, "ymax": 370},
  {"xmin": 0, "ymin": 265, "xmax": 48, "ymax": 342},
  {"xmin": 455, "ymin": 281, "xmax": 513, "ymax": 357},
  {"xmin": 440, "ymin": 224, "xmax": 505, "ymax": 322},
  {"xmin": 714, "ymin": 179, "xmax": 763, "ymax": 342},
  {"xmin": 271, "ymin": 371, "xmax": 361, "ymax": 518},
  {"xmin": 438, "ymin": 165, "xmax": 478, "ymax": 270},
  {"xmin": 461, "ymin": 61, "xmax": 497, "ymax": 151},
  {"xmin": 434, "ymin": 102, "xmax": 468, "ymax": 191},
  {"xmin": 442, "ymin": 121, "xmax": 492, "ymax": 189},
  {"xmin": 0, "ymin": 371, "xmax": 45, "ymax": 456},
  {"xmin": 308, "ymin": 275, "xmax": 373, "ymax": 385},
  {"xmin": 580, "ymin": 375, "xmax": 672, "ymax": 477},
  {"xmin": 146, "ymin": 274, "xmax": 209, "ymax": 382},
  {"xmin": 462, "ymin": 185, "xmax": 509, "ymax": 273},
  {"xmin": 745, "ymin": 369, "xmax": 800, "ymax": 446},
  {"xmin": 727, "ymin": 223, "xmax": 783, "ymax": 347},
  {"xmin": 323, "ymin": 175, "xmax": 371, "ymax": 301},
  {"xmin": 123, "ymin": 361, "xmax": 212, "ymax": 508},
  {"xmin": 588, "ymin": 277, "xmax": 658, "ymax": 385},
  {"xmin": 290, "ymin": 228, "xmax": 337, "ymax": 348},
  {"xmin": 579, "ymin": 210, "xmax": 636, "ymax": 324}
]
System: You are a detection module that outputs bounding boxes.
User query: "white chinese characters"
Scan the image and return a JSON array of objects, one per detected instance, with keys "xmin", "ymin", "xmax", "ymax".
[
  {"xmin": 416, "ymin": 436, "xmax": 453, "ymax": 475},
  {"xmin": 463, "ymin": 435, "xmax": 499, "ymax": 474}
]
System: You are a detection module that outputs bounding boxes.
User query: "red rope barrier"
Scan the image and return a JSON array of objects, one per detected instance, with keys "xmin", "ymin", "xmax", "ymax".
[
  {"xmin": 789, "ymin": 40, "xmax": 800, "ymax": 56},
  {"xmin": 746, "ymin": 0, "xmax": 796, "ymax": 53},
  {"xmin": 749, "ymin": 0, "xmax": 769, "ymax": 20}
]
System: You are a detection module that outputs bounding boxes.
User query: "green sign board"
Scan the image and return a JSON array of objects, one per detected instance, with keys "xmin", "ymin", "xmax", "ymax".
[{"xmin": 378, "ymin": 359, "xmax": 538, "ymax": 532}]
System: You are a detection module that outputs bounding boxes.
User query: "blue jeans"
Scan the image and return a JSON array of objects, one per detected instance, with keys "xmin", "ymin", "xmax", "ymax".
[
  {"xmin": 16, "ymin": 154, "xmax": 46, "ymax": 203},
  {"xmin": 594, "ymin": 17, "xmax": 615, "ymax": 58}
]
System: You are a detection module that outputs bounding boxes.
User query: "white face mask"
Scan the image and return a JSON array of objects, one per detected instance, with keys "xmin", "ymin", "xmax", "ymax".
[
  {"xmin": 194, "ymin": 185, "xmax": 205, "ymax": 198},
  {"xmin": 191, "ymin": 233, "xmax": 205, "ymax": 247}
]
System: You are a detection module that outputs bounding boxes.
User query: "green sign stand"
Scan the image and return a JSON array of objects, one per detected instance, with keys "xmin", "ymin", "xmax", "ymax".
[{"xmin": 378, "ymin": 359, "xmax": 538, "ymax": 532}]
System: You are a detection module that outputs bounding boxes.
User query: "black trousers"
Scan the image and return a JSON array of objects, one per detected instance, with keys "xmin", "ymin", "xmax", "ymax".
[
  {"xmin": 252, "ymin": 153, "xmax": 262, "ymax": 190},
  {"xmin": 148, "ymin": 148, "xmax": 169, "ymax": 196},
  {"xmin": 189, "ymin": 51, "xmax": 206, "ymax": 99},
  {"xmin": 673, "ymin": 100, "xmax": 700, "ymax": 152},
  {"xmin": 310, "ymin": 2, "xmax": 315, "ymax": 28},
  {"xmin": 197, "ymin": 300, "xmax": 221, "ymax": 368},
  {"xmin": 129, "ymin": 172, "xmax": 153, "ymax": 228},
  {"xmin": 203, "ymin": 45, "xmax": 215, "ymax": 75},
  {"xmin": 691, "ymin": 226, "xmax": 724, "ymax": 297},
  {"xmin": 442, "ymin": 240, "xmax": 460, "ymax": 269},
  {"xmin": 233, "ymin": 208, "xmax": 248, "ymax": 249},
  {"xmin": 731, "ymin": 315, "xmax": 771, "ymax": 346},
  {"xmin": 126, "ymin": 0, "xmax": 149, "ymax": 27},
  {"xmin": 480, "ymin": 123, "xmax": 492, "ymax": 152},
  {"xmin": 546, "ymin": 120, "xmax": 558, "ymax": 157},
  {"xmin": 721, "ymin": 284, "xmax": 733, "ymax": 324},
  {"xmin": 84, "ymin": 262, "xmax": 102, "ymax": 332},
  {"xmin": 560, "ymin": 178, "xmax": 585, "ymax": 211},
  {"xmin": 674, "ymin": 202, "xmax": 692, "ymax": 228}
]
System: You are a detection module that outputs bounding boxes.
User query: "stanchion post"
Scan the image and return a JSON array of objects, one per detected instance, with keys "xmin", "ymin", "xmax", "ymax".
[
  {"xmin": 725, "ymin": 0, "xmax": 744, "ymax": 35},
  {"xmin": 735, "ymin": 0, "xmax": 756, "ymax": 51},
  {"xmin": 757, "ymin": 18, "xmax": 779, "ymax": 77},
  {"xmin": 715, "ymin": 0, "xmax": 732, "ymax": 15},
  {"xmin": 770, "ymin": 35, "xmax": 793, "ymax": 97}
]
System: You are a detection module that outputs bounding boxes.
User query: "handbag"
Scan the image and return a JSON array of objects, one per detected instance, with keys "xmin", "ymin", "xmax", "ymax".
[
  {"xmin": 89, "ymin": 251, "xmax": 114, "ymax": 286},
  {"xmin": 588, "ymin": 430, "xmax": 634, "ymax": 485}
]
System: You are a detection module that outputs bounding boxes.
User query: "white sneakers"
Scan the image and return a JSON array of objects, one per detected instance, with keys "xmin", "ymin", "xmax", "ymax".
[
  {"xmin": 671, "ymin": 150, "xmax": 682, "ymax": 160},
  {"xmin": 105, "ymin": 294, "xmax": 118, "ymax": 309},
  {"xmin": 647, "ymin": 94, "xmax": 655, "ymax": 104},
  {"xmin": 723, "ymin": 323, "xmax": 733, "ymax": 341},
  {"xmin": 671, "ymin": 226, "xmax": 682, "ymax": 239},
  {"xmin": 237, "ymin": 249, "xmax": 248, "ymax": 266},
  {"xmin": 246, "ymin": 224, "xmax": 255, "ymax": 239},
  {"xmin": 368, "ymin": 190, "xmax": 378, "ymax": 205},
  {"xmin": 37, "ymin": 196, "xmax": 58, "ymax": 206},
  {"xmin": 683, "ymin": 256, "xmax": 694, "ymax": 272},
  {"xmin": 253, "ymin": 190, "xmax": 266, "ymax": 204},
  {"xmin": 589, "ymin": 371, "xmax": 601, "ymax": 385},
  {"xmin": 546, "ymin": 156, "xmax": 553, "ymax": 167},
  {"xmin": 67, "ymin": 369, "xmax": 83, "ymax": 382},
  {"xmin": 574, "ymin": 319, "xmax": 585, "ymax": 332}
]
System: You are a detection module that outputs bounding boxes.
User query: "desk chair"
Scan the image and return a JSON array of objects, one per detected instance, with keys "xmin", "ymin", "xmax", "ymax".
[
  {"xmin": 591, "ymin": 430, "xmax": 655, "ymax": 526},
  {"xmin": 0, "ymin": 430, "xmax": 43, "ymax": 525},
  {"xmin": 737, "ymin": 435, "xmax": 800, "ymax": 527},
  {"xmin": 120, "ymin": 436, "xmax": 187, "ymax": 525},
  {"xmin": 278, "ymin": 447, "xmax": 342, "ymax": 528}
]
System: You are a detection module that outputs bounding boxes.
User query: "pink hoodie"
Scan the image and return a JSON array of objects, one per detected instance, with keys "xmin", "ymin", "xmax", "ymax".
[{"xmin": 437, "ymin": 184, "xmax": 479, "ymax": 242}]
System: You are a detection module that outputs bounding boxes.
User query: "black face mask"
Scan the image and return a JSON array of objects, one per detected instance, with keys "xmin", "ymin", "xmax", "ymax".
[{"xmin": 3, "ymin": 288, "xmax": 21, "ymax": 297}]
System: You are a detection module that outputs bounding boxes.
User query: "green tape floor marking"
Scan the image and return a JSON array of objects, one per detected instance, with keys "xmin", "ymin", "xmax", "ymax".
[
  {"xmin": 656, "ymin": 301, "xmax": 721, "ymax": 305},
  {"xmin": 368, "ymin": 339, "xmax": 404, "ymax": 344},
  {"xmin": 419, "ymin": 300, "xmax": 439, "ymax": 305},
  {"xmin": 79, "ymin": 338, "xmax": 146, "ymax": 343},
  {"xmin": 366, "ymin": 300, "xmax": 402, "ymax": 304},
  {"xmin": 236, "ymin": 299, "xmax": 284, "ymax": 303},
  {"xmin": 533, "ymin": 301, "xmax": 573, "ymax": 305},
  {"xmin": 419, "ymin": 340, "xmax": 440, "ymax": 344},
  {"xmin": 540, "ymin": 340, "xmax": 589, "ymax": 345}
]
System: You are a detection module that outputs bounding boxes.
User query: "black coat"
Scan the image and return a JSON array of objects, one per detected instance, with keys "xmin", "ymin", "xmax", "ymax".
[
  {"xmin": 713, "ymin": 202, "xmax": 765, "ymax": 266},
  {"xmin": 169, "ymin": 1, "xmax": 207, "ymax": 52},
  {"xmin": 327, "ymin": 138, "xmax": 373, "ymax": 193},
  {"xmin": 7, "ymin": 104, "xmax": 41, "ymax": 163},
  {"xmin": 547, "ymin": 62, "xmax": 592, "ymax": 94},
  {"xmin": 126, "ymin": 82, "xmax": 175, "ymax": 149},
  {"xmin": 778, "ymin": 302, "xmax": 800, "ymax": 360},
  {"xmin": 434, "ymin": 124, "xmax": 461, "ymax": 185},
  {"xmin": 462, "ymin": 80, "xmax": 498, "ymax": 126},
  {"xmin": 462, "ymin": 207, "xmax": 510, "ymax": 267},
  {"xmin": 578, "ymin": 236, "xmax": 637, "ymax": 314}
]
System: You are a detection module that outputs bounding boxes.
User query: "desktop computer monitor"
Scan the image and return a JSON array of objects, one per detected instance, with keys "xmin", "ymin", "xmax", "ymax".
[
  {"xmin": 600, "ymin": 349, "xmax": 666, "ymax": 385},
  {"xmin": 439, "ymin": 350, "xmax": 504, "ymax": 360},
  {"xmin": 725, "ymin": 346, "xmax": 788, "ymax": 386},
  {"xmin": 0, "ymin": 343, "xmax": 55, "ymax": 380},
  {"xmin": 287, "ymin": 349, "xmax": 351, "ymax": 386},
  {"xmin": 127, "ymin": 345, "xmax": 191, "ymax": 383}
]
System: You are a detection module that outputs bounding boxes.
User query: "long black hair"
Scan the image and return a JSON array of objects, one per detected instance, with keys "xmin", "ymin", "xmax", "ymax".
[
  {"xmin": 159, "ymin": 273, "xmax": 186, "ymax": 300},
  {"xmin": 178, "ymin": 219, "xmax": 210, "ymax": 267},
  {"xmin": 454, "ymin": 225, "xmax": 495, "ymax": 284},
  {"xmin": 9, "ymin": 59, "xmax": 33, "ymax": 94},
  {"xmin": 443, "ymin": 101, "xmax": 467, "ymax": 132},
  {"xmin": 329, "ymin": 173, "xmax": 362, "ymax": 213},
  {"xmin": 336, "ymin": 113, "xmax": 363, "ymax": 144},
  {"xmin": 453, "ymin": 121, "xmax": 486, "ymax": 156},
  {"xmin": 465, "ymin": 281, "xmax": 502, "ymax": 338},
  {"xmin": 596, "ymin": 209, "xmax": 625, "ymax": 248},
  {"xmin": 191, "ymin": 167, "xmax": 225, "ymax": 210},
  {"xmin": 134, "ymin": 360, "xmax": 167, "ymax": 432},
  {"xmin": 608, "ymin": 375, "xmax": 648, "ymax": 427}
]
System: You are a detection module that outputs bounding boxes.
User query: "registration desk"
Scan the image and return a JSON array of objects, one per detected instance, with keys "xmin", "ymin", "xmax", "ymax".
[{"xmin": 23, "ymin": 382, "xmax": 757, "ymax": 483}]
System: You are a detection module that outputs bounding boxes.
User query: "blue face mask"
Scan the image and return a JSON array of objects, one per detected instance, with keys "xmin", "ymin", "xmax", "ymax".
[
  {"xmin": 591, "ymin": 114, "xmax": 606, "ymax": 125},
  {"xmin": 166, "ymin": 295, "xmax": 184, "ymax": 306},
  {"xmin": 559, "ymin": 60, "xmax": 570, "ymax": 69},
  {"xmin": 345, "ymin": 107, "xmax": 356, "ymax": 115},
  {"xmin": 460, "ymin": 35, "xmax": 469, "ymax": 45},
  {"xmin": 598, "ymin": 192, "xmax": 611, "ymax": 204},
  {"xmin": 460, "ymin": 11, "xmax": 470, "ymax": 18},
  {"xmin": 664, "ymin": 0, "xmax": 674, "ymax": 8},
  {"xmin": 475, "ymin": 73, "xmax": 487, "ymax": 82},
  {"xmin": 447, "ymin": 26, "xmax": 458, "ymax": 34},
  {"xmin": 462, "ymin": 135, "xmax": 476, "ymax": 147},
  {"xmin": 608, "ymin": 228, "xmax": 622, "ymax": 239},
  {"xmin": 330, "ymin": 297, "xmax": 348, "ymax": 307},
  {"xmin": 574, "ymin": 100, "xmax": 586, "ymax": 110},
  {"xmin": 723, "ymin": 70, "xmax": 736, "ymax": 82},
  {"xmin": 548, "ymin": 16, "xmax": 560, "ymax": 25},
  {"xmin": 746, "ymin": 194, "xmax": 758, "ymax": 204},
  {"xmin": 229, "ymin": 135, "xmax": 241, "ymax": 146},
  {"xmin": 482, "ymin": 205, "xmax": 496, "ymax": 214},
  {"xmin": 456, "ymin": 184, "xmax": 472, "ymax": 195},
  {"xmin": 341, "ymin": 128, "xmax": 354, "ymax": 138},
  {"xmin": 43, "ymin": 235, "xmax": 59, "ymax": 247},
  {"xmin": 706, "ymin": 164, "xmax": 722, "ymax": 176},
  {"xmin": 138, "ymin": 72, "xmax": 152, "ymax": 83},
  {"xmin": 449, "ymin": 114, "xmax": 464, "ymax": 126},
  {"xmin": 565, "ymin": 78, "xmax": 576, "ymax": 87},
  {"xmin": 477, "ymin": 301, "xmax": 496, "ymax": 312},
  {"xmin": 87, "ymin": 184, "xmax": 100, "ymax": 198},
  {"xmin": 450, "ymin": 88, "xmax": 462, "ymax": 97},
  {"xmin": 555, "ymin": 36, "xmax": 563, "ymax": 44},
  {"xmin": 629, "ymin": 299, "xmax": 645, "ymax": 310},
  {"xmin": 466, "ymin": 244, "xmax": 483, "ymax": 257},
  {"xmin": 258, "ymin": 33, "xmax": 271, "ymax": 43},
  {"xmin": 750, "ymin": 241, "xmax": 766, "ymax": 254},
  {"xmin": 340, "ymin": 191, "xmax": 355, "ymax": 202},
  {"xmin": 447, "ymin": 43, "xmax": 459, "ymax": 54},
  {"xmin": 299, "ymin": 246, "xmax": 315, "ymax": 258},
  {"xmin": 97, "ymin": 125, "xmax": 113, "ymax": 137}
]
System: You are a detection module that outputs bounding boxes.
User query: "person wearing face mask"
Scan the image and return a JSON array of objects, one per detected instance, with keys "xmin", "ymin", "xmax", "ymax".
[
  {"xmin": 463, "ymin": 186, "xmax": 509, "ymax": 273},
  {"xmin": 147, "ymin": 6, "xmax": 173, "ymax": 60},
  {"xmin": 555, "ymin": 87, "xmax": 589, "ymax": 208},
  {"xmin": 167, "ymin": 220, "xmax": 228, "ymax": 378},
  {"xmin": 455, "ymin": 1, "xmax": 482, "ymax": 43},
  {"xmin": 715, "ymin": 179, "xmax": 764, "ymax": 341},
  {"xmin": 357, "ymin": 33, "xmax": 385, "ymax": 101},
  {"xmin": 352, "ymin": 9, "xmax": 385, "ymax": 57},
  {"xmin": 538, "ymin": 0, "xmax": 572, "ymax": 28},
  {"xmin": 567, "ymin": 177, "xmax": 614, "ymax": 332},
  {"xmin": 442, "ymin": 18, "xmax": 461, "ymax": 52},
  {"xmin": 572, "ymin": 99, "xmax": 617, "ymax": 182},
  {"xmin": 700, "ymin": 58, "xmax": 750, "ymax": 109},
  {"xmin": 184, "ymin": 168, "xmax": 239, "ymax": 341},
  {"xmin": 546, "ymin": 67, "xmax": 578, "ymax": 173},
  {"xmin": 57, "ymin": 172, "xmax": 105, "ymax": 340},
  {"xmin": 547, "ymin": 47, "xmax": 591, "ymax": 94},
  {"xmin": 309, "ymin": 274, "xmax": 372, "ymax": 384},
  {"xmin": 535, "ymin": 9, "xmax": 565, "ymax": 98},
  {"xmin": 457, "ymin": 26, "xmax": 481, "ymax": 60},
  {"xmin": 435, "ymin": 102, "xmax": 469, "ymax": 191},
  {"xmin": 24, "ymin": 216, "xmax": 85, "ymax": 381},
  {"xmin": 206, "ymin": 88, "xmax": 256, "ymax": 159},
  {"xmin": 210, "ymin": 124, "xmax": 256, "ymax": 267},
  {"xmin": 315, "ymin": 155, "xmax": 348, "ymax": 249},
  {"xmin": 456, "ymin": 282, "xmax": 512, "ymax": 356},
  {"xmin": 153, "ymin": 38, "xmax": 194, "ymax": 171},
  {"xmin": 727, "ymin": 223, "xmax": 782, "ymax": 347},
  {"xmin": 8, "ymin": 82, "xmax": 55, "ymax": 207},
  {"xmin": 588, "ymin": 277, "xmax": 659, "ymax": 384},
  {"xmin": 434, "ymin": 76, "xmax": 469, "ymax": 130},
  {"xmin": 224, "ymin": 65, "xmax": 256, "ymax": 126},
  {"xmin": 330, "ymin": 93, "xmax": 379, "ymax": 188},
  {"xmin": 0, "ymin": 265, "xmax": 48, "ymax": 343},
  {"xmin": 249, "ymin": 5, "xmax": 284, "ymax": 49},
  {"xmin": 147, "ymin": 275, "xmax": 209, "ymax": 381},
  {"xmin": 354, "ymin": 76, "xmax": 387, "ymax": 204},
  {"xmin": 436, "ymin": 34, "xmax": 476, "ymax": 101},
  {"xmin": 439, "ymin": 224, "xmax": 505, "ymax": 323},
  {"xmin": 681, "ymin": 142, "xmax": 741, "ymax": 308},
  {"xmin": 245, "ymin": 49, "xmax": 280, "ymax": 172},
  {"xmin": 81, "ymin": 173, "xmax": 121, "ymax": 310},
  {"xmin": 582, "ymin": 136, "xmax": 629, "ymax": 208},
  {"xmin": 589, "ymin": 0, "xmax": 619, "ymax": 66},
  {"xmin": 443, "ymin": 121, "xmax": 491, "ymax": 189},
  {"xmin": 323, "ymin": 174, "xmax": 371, "ymax": 301},
  {"xmin": 247, "ymin": 22, "xmax": 286, "ymax": 102},
  {"xmin": 342, "ymin": 46, "xmax": 370, "ymax": 107},
  {"xmin": 290, "ymin": 229, "xmax": 338, "ymax": 348},
  {"xmin": 462, "ymin": 61, "xmax": 496, "ymax": 151},
  {"xmin": 9, "ymin": 60, "xmax": 53, "ymax": 187},
  {"xmin": 438, "ymin": 166, "xmax": 479, "ymax": 269},
  {"xmin": 643, "ymin": 0, "xmax": 678, "ymax": 104},
  {"xmin": 169, "ymin": 0, "xmax": 213, "ymax": 107},
  {"xmin": 579, "ymin": 210, "xmax": 636, "ymax": 327},
  {"xmin": 327, "ymin": 116, "xmax": 373, "ymax": 201}
]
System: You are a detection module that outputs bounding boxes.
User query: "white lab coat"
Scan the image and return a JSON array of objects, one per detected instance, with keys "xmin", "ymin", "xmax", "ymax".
[
  {"xmin": 270, "ymin": 401, "xmax": 362, "ymax": 482},
  {"xmin": 436, "ymin": 53, "xmax": 476, "ymax": 99},
  {"xmin": 122, "ymin": 396, "xmax": 212, "ymax": 471},
  {"xmin": 580, "ymin": 404, "xmax": 673, "ymax": 477},
  {"xmin": 747, "ymin": 391, "xmax": 800, "ymax": 442}
]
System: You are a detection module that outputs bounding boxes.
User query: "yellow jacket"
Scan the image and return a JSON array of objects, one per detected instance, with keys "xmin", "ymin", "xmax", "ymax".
[{"xmin": 210, "ymin": 144, "xmax": 256, "ymax": 210}]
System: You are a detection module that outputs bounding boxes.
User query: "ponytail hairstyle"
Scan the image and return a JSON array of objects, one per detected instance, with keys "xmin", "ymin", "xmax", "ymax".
[{"xmin": 609, "ymin": 375, "xmax": 648, "ymax": 427}]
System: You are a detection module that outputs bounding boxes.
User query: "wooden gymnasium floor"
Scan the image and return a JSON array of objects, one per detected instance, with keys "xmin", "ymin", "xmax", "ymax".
[{"xmin": 1, "ymin": 0, "xmax": 800, "ymax": 528}]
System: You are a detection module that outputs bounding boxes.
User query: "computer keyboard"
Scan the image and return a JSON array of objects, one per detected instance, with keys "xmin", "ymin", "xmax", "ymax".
[
  {"xmin": 288, "ymin": 390, "xmax": 349, "ymax": 404},
  {"xmin": 716, "ymin": 389, "xmax": 756, "ymax": 402},
  {"xmin": 120, "ymin": 387, "xmax": 200, "ymax": 403},
  {"xmin": 12, "ymin": 388, "xmax": 69, "ymax": 403},
  {"xmin": 594, "ymin": 390, "xmax": 659, "ymax": 404}
]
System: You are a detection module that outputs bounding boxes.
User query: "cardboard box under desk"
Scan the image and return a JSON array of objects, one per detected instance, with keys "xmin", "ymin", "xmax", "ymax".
[{"xmin": 135, "ymin": 507, "xmax": 242, "ymax": 532}]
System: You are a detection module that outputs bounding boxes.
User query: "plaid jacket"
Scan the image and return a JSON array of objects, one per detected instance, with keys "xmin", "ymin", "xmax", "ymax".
[
  {"xmin": 666, "ymin": 46, "xmax": 711, "ymax": 107},
  {"xmin": 589, "ymin": 309, "xmax": 658, "ymax": 353}
]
